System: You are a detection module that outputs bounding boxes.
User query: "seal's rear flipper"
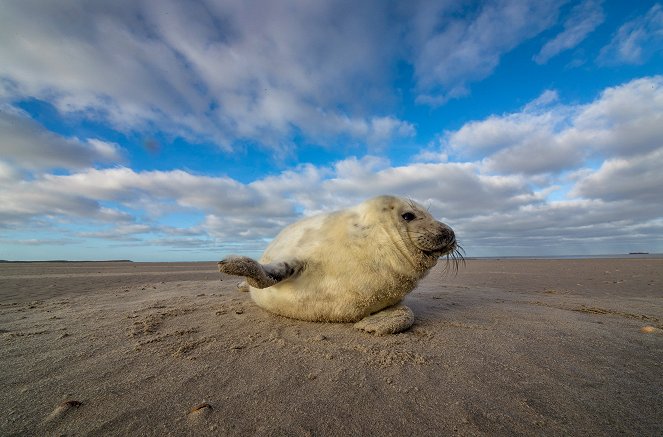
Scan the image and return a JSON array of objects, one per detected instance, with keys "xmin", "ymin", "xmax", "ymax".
[
  {"xmin": 353, "ymin": 304, "xmax": 414, "ymax": 335},
  {"xmin": 218, "ymin": 255, "xmax": 303, "ymax": 289}
]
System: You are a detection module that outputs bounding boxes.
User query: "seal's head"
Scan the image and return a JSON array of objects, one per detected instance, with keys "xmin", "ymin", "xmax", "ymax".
[{"xmin": 364, "ymin": 196, "xmax": 462, "ymax": 272}]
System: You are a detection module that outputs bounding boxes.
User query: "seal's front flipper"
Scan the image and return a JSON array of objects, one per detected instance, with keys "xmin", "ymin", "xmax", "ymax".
[
  {"xmin": 353, "ymin": 304, "xmax": 414, "ymax": 335},
  {"xmin": 218, "ymin": 255, "xmax": 303, "ymax": 289}
]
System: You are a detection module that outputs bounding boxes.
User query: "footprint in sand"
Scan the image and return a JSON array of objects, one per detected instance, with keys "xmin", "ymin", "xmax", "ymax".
[
  {"xmin": 45, "ymin": 399, "xmax": 82, "ymax": 422},
  {"xmin": 187, "ymin": 402, "xmax": 213, "ymax": 422},
  {"xmin": 186, "ymin": 403, "xmax": 218, "ymax": 432}
]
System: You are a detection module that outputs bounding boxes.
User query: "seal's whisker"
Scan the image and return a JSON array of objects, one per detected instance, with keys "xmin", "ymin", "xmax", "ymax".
[{"xmin": 441, "ymin": 243, "xmax": 465, "ymax": 275}]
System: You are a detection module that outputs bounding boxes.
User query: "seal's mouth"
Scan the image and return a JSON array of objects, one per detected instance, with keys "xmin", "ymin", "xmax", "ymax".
[
  {"xmin": 424, "ymin": 247, "xmax": 449, "ymax": 257},
  {"xmin": 423, "ymin": 241, "xmax": 455, "ymax": 259},
  {"xmin": 409, "ymin": 223, "xmax": 464, "ymax": 272},
  {"xmin": 421, "ymin": 232, "xmax": 457, "ymax": 257},
  {"xmin": 425, "ymin": 242, "xmax": 465, "ymax": 274}
]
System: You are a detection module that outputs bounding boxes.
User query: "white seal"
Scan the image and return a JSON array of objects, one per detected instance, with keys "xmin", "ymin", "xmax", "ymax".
[{"xmin": 218, "ymin": 195, "xmax": 461, "ymax": 334}]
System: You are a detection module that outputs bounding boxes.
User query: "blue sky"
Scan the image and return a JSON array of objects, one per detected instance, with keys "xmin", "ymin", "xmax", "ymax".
[{"xmin": 1, "ymin": 0, "xmax": 662, "ymax": 261}]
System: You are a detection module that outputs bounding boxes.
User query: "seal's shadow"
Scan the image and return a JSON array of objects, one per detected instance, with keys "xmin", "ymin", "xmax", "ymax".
[{"xmin": 404, "ymin": 284, "xmax": 491, "ymax": 331}]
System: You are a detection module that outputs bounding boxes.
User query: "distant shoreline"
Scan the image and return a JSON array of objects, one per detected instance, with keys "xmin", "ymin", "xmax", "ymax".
[
  {"xmin": 1, "ymin": 254, "xmax": 661, "ymax": 263},
  {"xmin": 465, "ymin": 253, "xmax": 662, "ymax": 260},
  {"xmin": 0, "ymin": 260, "xmax": 133, "ymax": 263}
]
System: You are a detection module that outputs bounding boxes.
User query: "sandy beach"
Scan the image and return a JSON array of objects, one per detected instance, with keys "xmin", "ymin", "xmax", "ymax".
[{"xmin": 1, "ymin": 258, "xmax": 662, "ymax": 436}]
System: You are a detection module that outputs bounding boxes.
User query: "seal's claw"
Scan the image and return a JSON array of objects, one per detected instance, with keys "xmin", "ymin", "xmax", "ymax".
[{"xmin": 353, "ymin": 304, "xmax": 415, "ymax": 335}]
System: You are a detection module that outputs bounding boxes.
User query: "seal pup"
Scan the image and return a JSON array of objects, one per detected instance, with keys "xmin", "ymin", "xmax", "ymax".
[{"xmin": 218, "ymin": 195, "xmax": 461, "ymax": 334}]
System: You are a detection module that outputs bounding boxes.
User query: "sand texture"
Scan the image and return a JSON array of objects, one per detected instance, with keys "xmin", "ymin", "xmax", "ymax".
[{"xmin": 1, "ymin": 259, "xmax": 662, "ymax": 436}]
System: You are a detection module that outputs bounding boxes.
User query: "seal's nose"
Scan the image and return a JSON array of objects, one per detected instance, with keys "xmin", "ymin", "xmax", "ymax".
[{"xmin": 438, "ymin": 224, "xmax": 456, "ymax": 247}]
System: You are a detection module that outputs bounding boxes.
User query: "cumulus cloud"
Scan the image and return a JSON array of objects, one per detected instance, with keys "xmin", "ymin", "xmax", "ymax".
[
  {"xmin": 323, "ymin": 162, "xmax": 540, "ymax": 220},
  {"xmin": 0, "ymin": 152, "xmax": 540, "ymax": 251},
  {"xmin": 534, "ymin": 0, "xmax": 604, "ymax": 64},
  {"xmin": 0, "ymin": 0, "xmax": 570, "ymax": 149},
  {"xmin": 598, "ymin": 3, "xmax": 663, "ymax": 65},
  {"xmin": 6, "ymin": 133, "xmax": 661, "ymax": 257},
  {"xmin": 38, "ymin": 167, "xmax": 290, "ymax": 219},
  {"xmin": 570, "ymin": 148, "xmax": 663, "ymax": 203},
  {"xmin": 3, "ymin": 75, "xmax": 663, "ymax": 256},
  {"xmin": 1, "ymin": 0, "xmax": 662, "ymax": 262},
  {"xmin": 457, "ymin": 197, "xmax": 663, "ymax": 255},
  {"xmin": 569, "ymin": 76, "xmax": 663, "ymax": 157},
  {"xmin": 0, "ymin": 160, "xmax": 22, "ymax": 182},
  {"xmin": 441, "ymin": 76, "xmax": 663, "ymax": 175},
  {"xmin": 0, "ymin": 0, "xmax": 415, "ymax": 150},
  {"xmin": 0, "ymin": 108, "xmax": 123, "ymax": 170},
  {"xmin": 447, "ymin": 112, "xmax": 563, "ymax": 159}
]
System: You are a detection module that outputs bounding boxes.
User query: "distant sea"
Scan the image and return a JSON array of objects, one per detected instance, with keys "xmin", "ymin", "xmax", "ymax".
[
  {"xmin": 1, "ymin": 254, "xmax": 662, "ymax": 263},
  {"xmin": 467, "ymin": 253, "xmax": 663, "ymax": 260}
]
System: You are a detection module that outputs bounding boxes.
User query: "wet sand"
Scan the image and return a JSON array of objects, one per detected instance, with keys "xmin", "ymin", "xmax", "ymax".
[{"xmin": 1, "ymin": 259, "xmax": 662, "ymax": 436}]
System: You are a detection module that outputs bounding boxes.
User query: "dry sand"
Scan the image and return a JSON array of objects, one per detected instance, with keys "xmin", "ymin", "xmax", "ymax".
[{"xmin": 1, "ymin": 258, "xmax": 662, "ymax": 436}]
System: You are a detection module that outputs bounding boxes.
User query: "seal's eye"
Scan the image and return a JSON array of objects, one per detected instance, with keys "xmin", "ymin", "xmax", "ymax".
[{"xmin": 401, "ymin": 212, "xmax": 416, "ymax": 222}]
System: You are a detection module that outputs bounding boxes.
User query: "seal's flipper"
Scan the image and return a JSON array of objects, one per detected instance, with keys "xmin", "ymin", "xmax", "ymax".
[
  {"xmin": 218, "ymin": 256, "xmax": 276, "ymax": 288},
  {"xmin": 218, "ymin": 255, "xmax": 303, "ymax": 289},
  {"xmin": 353, "ymin": 304, "xmax": 414, "ymax": 335}
]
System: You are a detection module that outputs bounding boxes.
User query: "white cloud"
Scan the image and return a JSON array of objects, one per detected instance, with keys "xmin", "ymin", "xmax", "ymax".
[
  {"xmin": 250, "ymin": 157, "xmax": 542, "ymax": 221},
  {"xmin": 457, "ymin": 197, "xmax": 663, "ymax": 255},
  {"xmin": 442, "ymin": 76, "xmax": 663, "ymax": 175},
  {"xmin": 522, "ymin": 89, "xmax": 560, "ymax": 112},
  {"xmin": 5, "ymin": 76, "xmax": 661, "ymax": 256},
  {"xmin": 598, "ymin": 3, "xmax": 663, "ymax": 65},
  {"xmin": 484, "ymin": 137, "xmax": 586, "ymax": 175},
  {"xmin": 2, "ymin": 127, "xmax": 662, "ymax": 256},
  {"xmin": 0, "ymin": 0, "xmax": 415, "ymax": 150},
  {"xmin": 367, "ymin": 117, "xmax": 416, "ymax": 145},
  {"xmin": 0, "ymin": 160, "xmax": 21, "ymax": 182},
  {"xmin": 569, "ymin": 76, "xmax": 663, "ymax": 157},
  {"xmin": 0, "ymin": 182, "xmax": 130, "ymax": 227},
  {"xmin": 534, "ymin": 0, "xmax": 604, "ymax": 64},
  {"xmin": 447, "ymin": 111, "xmax": 563, "ymax": 159},
  {"xmin": 0, "ymin": 108, "xmax": 123, "ymax": 170},
  {"xmin": 1, "ymin": 0, "xmax": 662, "ymax": 262},
  {"xmin": 0, "ymin": 152, "xmax": 538, "ymax": 249},
  {"xmin": 570, "ymin": 147, "xmax": 663, "ymax": 203},
  {"xmin": 411, "ymin": 0, "xmax": 561, "ymax": 104},
  {"xmin": 38, "ymin": 167, "xmax": 289, "ymax": 219},
  {"xmin": 0, "ymin": 0, "xmax": 568, "ymax": 148}
]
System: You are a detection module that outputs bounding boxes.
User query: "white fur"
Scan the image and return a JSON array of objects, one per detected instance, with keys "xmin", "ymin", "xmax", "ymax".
[{"xmin": 249, "ymin": 196, "xmax": 440, "ymax": 322}]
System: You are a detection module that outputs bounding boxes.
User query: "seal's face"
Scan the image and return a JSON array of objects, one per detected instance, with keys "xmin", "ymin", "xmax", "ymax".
[
  {"xmin": 367, "ymin": 196, "xmax": 461, "ymax": 272},
  {"xmin": 360, "ymin": 195, "xmax": 463, "ymax": 272},
  {"xmin": 396, "ymin": 200, "xmax": 456, "ymax": 258}
]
